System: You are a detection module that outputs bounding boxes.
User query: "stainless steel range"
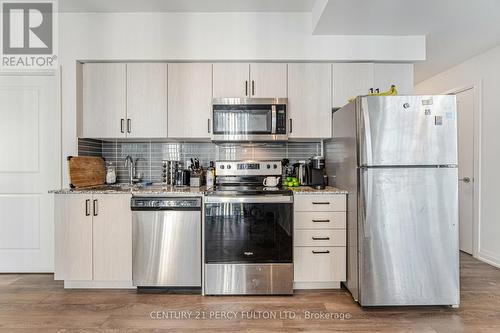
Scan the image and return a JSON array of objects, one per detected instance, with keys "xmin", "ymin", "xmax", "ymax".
[{"xmin": 204, "ymin": 160, "xmax": 294, "ymax": 295}]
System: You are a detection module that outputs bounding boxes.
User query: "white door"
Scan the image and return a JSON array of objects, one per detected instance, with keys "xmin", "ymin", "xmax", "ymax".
[
  {"xmin": 373, "ymin": 63, "xmax": 414, "ymax": 95},
  {"xmin": 126, "ymin": 63, "xmax": 168, "ymax": 138},
  {"xmin": 456, "ymin": 88, "xmax": 474, "ymax": 254},
  {"xmin": 332, "ymin": 63, "xmax": 374, "ymax": 108},
  {"xmin": 288, "ymin": 63, "xmax": 332, "ymax": 139},
  {"xmin": 249, "ymin": 63, "xmax": 287, "ymax": 98},
  {"xmin": 213, "ymin": 63, "xmax": 249, "ymax": 98},
  {"xmin": 82, "ymin": 63, "xmax": 126, "ymax": 138},
  {"xmin": 167, "ymin": 63, "xmax": 212, "ymax": 139},
  {"xmin": 0, "ymin": 75, "xmax": 59, "ymax": 272}
]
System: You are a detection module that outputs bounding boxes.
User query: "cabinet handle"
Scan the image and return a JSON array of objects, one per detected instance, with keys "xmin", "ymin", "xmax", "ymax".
[
  {"xmin": 208, "ymin": 119, "xmax": 211, "ymax": 133},
  {"xmin": 245, "ymin": 81, "xmax": 248, "ymax": 96},
  {"xmin": 312, "ymin": 202, "xmax": 330, "ymax": 205},
  {"xmin": 289, "ymin": 119, "xmax": 293, "ymax": 133},
  {"xmin": 312, "ymin": 237, "xmax": 330, "ymax": 241},
  {"xmin": 251, "ymin": 80, "xmax": 255, "ymax": 96},
  {"xmin": 120, "ymin": 119, "xmax": 125, "ymax": 133},
  {"xmin": 312, "ymin": 250, "xmax": 330, "ymax": 254},
  {"xmin": 312, "ymin": 219, "xmax": 330, "ymax": 223},
  {"xmin": 85, "ymin": 199, "xmax": 90, "ymax": 216},
  {"xmin": 127, "ymin": 119, "xmax": 131, "ymax": 133},
  {"xmin": 93, "ymin": 199, "xmax": 98, "ymax": 216}
]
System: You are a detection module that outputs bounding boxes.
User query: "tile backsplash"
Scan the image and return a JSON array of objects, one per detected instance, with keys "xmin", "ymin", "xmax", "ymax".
[{"xmin": 78, "ymin": 139, "xmax": 322, "ymax": 183}]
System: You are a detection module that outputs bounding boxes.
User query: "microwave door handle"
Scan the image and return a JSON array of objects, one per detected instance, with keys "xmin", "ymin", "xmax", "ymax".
[{"xmin": 271, "ymin": 105, "xmax": 277, "ymax": 134}]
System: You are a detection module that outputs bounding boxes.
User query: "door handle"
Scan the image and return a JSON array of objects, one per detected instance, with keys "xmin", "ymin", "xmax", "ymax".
[
  {"xmin": 312, "ymin": 237, "xmax": 330, "ymax": 241},
  {"xmin": 85, "ymin": 199, "xmax": 90, "ymax": 216},
  {"xmin": 127, "ymin": 119, "xmax": 131, "ymax": 133},
  {"xmin": 251, "ymin": 80, "xmax": 255, "ymax": 96},
  {"xmin": 93, "ymin": 199, "xmax": 98, "ymax": 216},
  {"xmin": 312, "ymin": 250, "xmax": 330, "ymax": 254},
  {"xmin": 289, "ymin": 119, "xmax": 293, "ymax": 133},
  {"xmin": 459, "ymin": 177, "xmax": 471, "ymax": 183},
  {"xmin": 245, "ymin": 80, "xmax": 248, "ymax": 96},
  {"xmin": 120, "ymin": 119, "xmax": 125, "ymax": 133}
]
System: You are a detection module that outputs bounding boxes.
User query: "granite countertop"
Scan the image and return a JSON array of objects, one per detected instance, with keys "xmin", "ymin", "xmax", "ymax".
[
  {"xmin": 51, "ymin": 184, "xmax": 206, "ymax": 196},
  {"xmin": 289, "ymin": 186, "xmax": 348, "ymax": 195}
]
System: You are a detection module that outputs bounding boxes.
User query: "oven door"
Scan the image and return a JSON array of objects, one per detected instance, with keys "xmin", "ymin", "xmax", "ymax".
[{"xmin": 204, "ymin": 195, "xmax": 293, "ymax": 264}]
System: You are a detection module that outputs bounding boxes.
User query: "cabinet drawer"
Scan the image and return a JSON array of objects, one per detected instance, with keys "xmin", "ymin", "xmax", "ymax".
[
  {"xmin": 294, "ymin": 229, "xmax": 346, "ymax": 247},
  {"xmin": 294, "ymin": 195, "xmax": 346, "ymax": 212},
  {"xmin": 294, "ymin": 212, "xmax": 346, "ymax": 229},
  {"xmin": 294, "ymin": 246, "xmax": 346, "ymax": 282}
]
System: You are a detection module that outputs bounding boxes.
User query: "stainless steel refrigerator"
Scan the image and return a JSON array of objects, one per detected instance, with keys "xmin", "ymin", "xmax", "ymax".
[{"xmin": 331, "ymin": 95, "xmax": 460, "ymax": 306}]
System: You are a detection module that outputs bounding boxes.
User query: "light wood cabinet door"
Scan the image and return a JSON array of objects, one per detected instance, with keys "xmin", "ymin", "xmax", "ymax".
[
  {"xmin": 92, "ymin": 194, "xmax": 132, "ymax": 281},
  {"xmin": 82, "ymin": 63, "xmax": 126, "ymax": 138},
  {"xmin": 249, "ymin": 63, "xmax": 287, "ymax": 98},
  {"xmin": 373, "ymin": 63, "xmax": 414, "ymax": 95},
  {"xmin": 332, "ymin": 63, "xmax": 374, "ymax": 108},
  {"xmin": 294, "ymin": 247, "xmax": 346, "ymax": 282},
  {"xmin": 126, "ymin": 63, "xmax": 168, "ymax": 138},
  {"xmin": 167, "ymin": 63, "xmax": 213, "ymax": 139},
  {"xmin": 54, "ymin": 194, "xmax": 93, "ymax": 280},
  {"xmin": 213, "ymin": 63, "xmax": 249, "ymax": 98},
  {"xmin": 288, "ymin": 63, "xmax": 332, "ymax": 139}
]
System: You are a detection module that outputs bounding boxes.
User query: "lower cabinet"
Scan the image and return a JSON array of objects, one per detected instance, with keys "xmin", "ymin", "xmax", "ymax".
[
  {"xmin": 293, "ymin": 194, "xmax": 347, "ymax": 289},
  {"xmin": 54, "ymin": 193, "xmax": 132, "ymax": 283}
]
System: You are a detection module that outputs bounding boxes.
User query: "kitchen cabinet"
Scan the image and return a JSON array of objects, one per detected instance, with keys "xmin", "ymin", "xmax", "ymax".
[
  {"xmin": 54, "ymin": 193, "xmax": 132, "ymax": 282},
  {"xmin": 212, "ymin": 63, "xmax": 287, "ymax": 98},
  {"xmin": 293, "ymin": 194, "xmax": 347, "ymax": 289},
  {"xmin": 82, "ymin": 63, "xmax": 126, "ymax": 138},
  {"xmin": 167, "ymin": 63, "xmax": 213, "ymax": 139},
  {"xmin": 81, "ymin": 63, "xmax": 168, "ymax": 139},
  {"xmin": 332, "ymin": 63, "xmax": 414, "ymax": 108},
  {"xmin": 288, "ymin": 63, "xmax": 332, "ymax": 139},
  {"xmin": 126, "ymin": 63, "xmax": 168, "ymax": 138}
]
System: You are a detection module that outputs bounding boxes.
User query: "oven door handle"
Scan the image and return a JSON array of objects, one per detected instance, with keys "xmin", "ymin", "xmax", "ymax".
[{"xmin": 204, "ymin": 195, "xmax": 293, "ymax": 204}]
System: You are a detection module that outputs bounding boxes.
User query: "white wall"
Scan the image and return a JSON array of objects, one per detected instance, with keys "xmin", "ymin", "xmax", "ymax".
[
  {"xmin": 415, "ymin": 44, "xmax": 500, "ymax": 268},
  {"xmin": 59, "ymin": 12, "xmax": 425, "ymax": 186}
]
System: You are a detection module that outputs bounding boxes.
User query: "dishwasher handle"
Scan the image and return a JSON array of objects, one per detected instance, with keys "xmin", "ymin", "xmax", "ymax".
[{"xmin": 131, "ymin": 207, "xmax": 201, "ymax": 211}]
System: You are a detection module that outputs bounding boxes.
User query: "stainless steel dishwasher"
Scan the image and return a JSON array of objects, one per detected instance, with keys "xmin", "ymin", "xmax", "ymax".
[{"xmin": 131, "ymin": 196, "xmax": 201, "ymax": 290}]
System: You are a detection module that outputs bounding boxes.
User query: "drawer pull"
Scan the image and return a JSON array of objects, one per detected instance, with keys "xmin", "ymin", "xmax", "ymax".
[
  {"xmin": 312, "ymin": 219, "xmax": 330, "ymax": 223},
  {"xmin": 312, "ymin": 237, "xmax": 330, "ymax": 241},
  {"xmin": 312, "ymin": 250, "xmax": 330, "ymax": 254},
  {"xmin": 312, "ymin": 202, "xmax": 331, "ymax": 205}
]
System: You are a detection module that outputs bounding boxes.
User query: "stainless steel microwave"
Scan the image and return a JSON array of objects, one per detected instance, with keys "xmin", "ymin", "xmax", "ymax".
[{"xmin": 211, "ymin": 98, "xmax": 288, "ymax": 142}]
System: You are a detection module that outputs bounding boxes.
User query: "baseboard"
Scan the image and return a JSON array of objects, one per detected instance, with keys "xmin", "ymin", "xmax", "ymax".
[
  {"xmin": 0, "ymin": 267, "xmax": 53, "ymax": 273},
  {"xmin": 477, "ymin": 249, "xmax": 500, "ymax": 268},
  {"xmin": 294, "ymin": 281, "xmax": 341, "ymax": 289},
  {"xmin": 64, "ymin": 280, "xmax": 136, "ymax": 289}
]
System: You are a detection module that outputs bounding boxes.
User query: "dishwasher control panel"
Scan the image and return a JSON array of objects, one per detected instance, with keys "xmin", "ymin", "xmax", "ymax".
[{"xmin": 131, "ymin": 197, "xmax": 201, "ymax": 209}]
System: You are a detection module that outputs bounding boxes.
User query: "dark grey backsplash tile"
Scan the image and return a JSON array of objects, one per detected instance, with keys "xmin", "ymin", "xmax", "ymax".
[
  {"xmin": 77, "ymin": 138, "xmax": 103, "ymax": 157},
  {"xmin": 91, "ymin": 140, "xmax": 322, "ymax": 183}
]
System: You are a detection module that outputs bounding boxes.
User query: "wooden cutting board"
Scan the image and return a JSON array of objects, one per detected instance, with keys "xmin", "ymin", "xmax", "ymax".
[{"xmin": 67, "ymin": 156, "xmax": 106, "ymax": 188}]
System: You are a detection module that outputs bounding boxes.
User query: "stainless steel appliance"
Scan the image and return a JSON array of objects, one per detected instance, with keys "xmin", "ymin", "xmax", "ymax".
[
  {"xmin": 332, "ymin": 95, "xmax": 459, "ymax": 306},
  {"xmin": 310, "ymin": 155, "xmax": 326, "ymax": 189},
  {"xmin": 204, "ymin": 160, "xmax": 294, "ymax": 295},
  {"xmin": 131, "ymin": 196, "xmax": 202, "ymax": 290},
  {"xmin": 293, "ymin": 160, "xmax": 311, "ymax": 186},
  {"xmin": 211, "ymin": 98, "xmax": 288, "ymax": 142}
]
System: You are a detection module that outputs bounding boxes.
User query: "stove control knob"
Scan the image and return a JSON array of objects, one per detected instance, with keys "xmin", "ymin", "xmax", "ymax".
[
  {"xmin": 267, "ymin": 164, "xmax": 271, "ymax": 169},
  {"xmin": 273, "ymin": 164, "xmax": 278, "ymax": 169},
  {"xmin": 227, "ymin": 165, "xmax": 231, "ymax": 169},
  {"xmin": 220, "ymin": 165, "xmax": 224, "ymax": 169}
]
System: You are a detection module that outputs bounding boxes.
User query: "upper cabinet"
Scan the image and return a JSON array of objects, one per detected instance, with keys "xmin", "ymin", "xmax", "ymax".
[
  {"xmin": 213, "ymin": 63, "xmax": 287, "ymax": 98},
  {"xmin": 126, "ymin": 63, "xmax": 168, "ymax": 138},
  {"xmin": 167, "ymin": 63, "xmax": 213, "ymax": 139},
  {"xmin": 82, "ymin": 63, "xmax": 126, "ymax": 138},
  {"xmin": 81, "ymin": 63, "xmax": 168, "ymax": 139},
  {"xmin": 288, "ymin": 63, "xmax": 332, "ymax": 139},
  {"xmin": 332, "ymin": 63, "xmax": 414, "ymax": 108}
]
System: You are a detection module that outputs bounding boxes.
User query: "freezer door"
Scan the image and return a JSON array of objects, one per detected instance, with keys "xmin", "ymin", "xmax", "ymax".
[
  {"xmin": 358, "ymin": 167, "xmax": 459, "ymax": 306},
  {"xmin": 358, "ymin": 95, "xmax": 457, "ymax": 166}
]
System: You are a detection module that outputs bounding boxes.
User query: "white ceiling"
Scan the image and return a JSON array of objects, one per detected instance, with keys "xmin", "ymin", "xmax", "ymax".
[
  {"xmin": 58, "ymin": 0, "xmax": 316, "ymax": 12},
  {"xmin": 58, "ymin": 0, "xmax": 500, "ymax": 83},
  {"xmin": 313, "ymin": 0, "xmax": 500, "ymax": 82}
]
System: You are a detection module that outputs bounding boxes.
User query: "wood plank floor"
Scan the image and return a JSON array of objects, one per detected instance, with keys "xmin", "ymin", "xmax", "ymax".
[{"xmin": 0, "ymin": 253, "xmax": 499, "ymax": 332}]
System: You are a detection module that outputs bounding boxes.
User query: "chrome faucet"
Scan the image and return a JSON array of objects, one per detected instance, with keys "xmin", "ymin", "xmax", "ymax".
[{"xmin": 124, "ymin": 155, "xmax": 136, "ymax": 185}]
